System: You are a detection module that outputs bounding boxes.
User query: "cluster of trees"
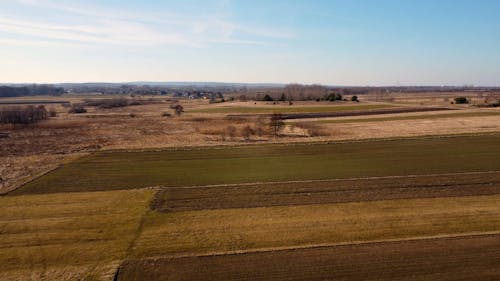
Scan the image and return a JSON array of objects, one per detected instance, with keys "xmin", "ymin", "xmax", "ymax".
[
  {"xmin": 256, "ymin": 84, "xmax": 359, "ymax": 102},
  {"xmin": 0, "ymin": 85, "xmax": 65, "ymax": 97},
  {"xmin": 0, "ymin": 105, "xmax": 49, "ymax": 124},
  {"xmin": 82, "ymin": 98, "xmax": 148, "ymax": 108}
]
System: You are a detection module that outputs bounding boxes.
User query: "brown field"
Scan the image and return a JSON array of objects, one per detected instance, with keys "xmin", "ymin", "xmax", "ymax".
[
  {"xmin": 153, "ymin": 171, "xmax": 500, "ymax": 212},
  {"xmin": 117, "ymin": 234, "xmax": 500, "ymax": 281}
]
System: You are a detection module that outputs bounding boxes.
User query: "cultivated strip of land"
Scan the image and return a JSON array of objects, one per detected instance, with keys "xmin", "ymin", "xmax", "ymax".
[
  {"xmin": 14, "ymin": 133, "xmax": 500, "ymax": 194},
  {"xmin": 153, "ymin": 171, "xmax": 500, "ymax": 212},
  {"xmin": 316, "ymin": 110, "xmax": 500, "ymax": 124},
  {"xmin": 118, "ymin": 233, "xmax": 500, "ymax": 281}
]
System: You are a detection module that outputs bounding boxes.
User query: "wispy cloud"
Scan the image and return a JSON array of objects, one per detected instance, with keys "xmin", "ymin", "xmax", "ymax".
[{"xmin": 2, "ymin": 0, "xmax": 294, "ymax": 48}]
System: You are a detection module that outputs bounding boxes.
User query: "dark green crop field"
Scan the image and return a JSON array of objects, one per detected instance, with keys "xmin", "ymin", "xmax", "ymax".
[{"xmin": 14, "ymin": 133, "xmax": 500, "ymax": 195}]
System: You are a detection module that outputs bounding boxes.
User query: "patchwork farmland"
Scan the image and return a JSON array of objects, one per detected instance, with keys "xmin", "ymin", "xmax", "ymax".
[
  {"xmin": 3, "ymin": 1, "xmax": 500, "ymax": 279},
  {"xmin": 2, "ymin": 133, "xmax": 500, "ymax": 280}
]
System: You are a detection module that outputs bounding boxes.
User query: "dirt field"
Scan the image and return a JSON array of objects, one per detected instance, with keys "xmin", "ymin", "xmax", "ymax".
[
  {"xmin": 316, "ymin": 110, "xmax": 500, "ymax": 123},
  {"xmin": 153, "ymin": 171, "xmax": 500, "ymax": 212},
  {"xmin": 117, "ymin": 234, "xmax": 500, "ymax": 281}
]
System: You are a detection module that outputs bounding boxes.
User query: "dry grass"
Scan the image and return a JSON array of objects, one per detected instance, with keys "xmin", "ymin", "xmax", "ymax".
[
  {"xmin": 131, "ymin": 195, "xmax": 500, "ymax": 258},
  {"xmin": 0, "ymin": 189, "xmax": 153, "ymax": 281}
]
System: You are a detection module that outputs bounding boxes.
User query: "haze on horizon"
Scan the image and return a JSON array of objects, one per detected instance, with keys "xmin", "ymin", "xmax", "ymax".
[{"xmin": 1, "ymin": 0, "xmax": 500, "ymax": 86}]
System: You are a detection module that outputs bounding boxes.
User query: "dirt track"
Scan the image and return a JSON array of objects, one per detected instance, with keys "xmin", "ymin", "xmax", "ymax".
[
  {"xmin": 153, "ymin": 171, "xmax": 500, "ymax": 212},
  {"xmin": 118, "ymin": 233, "xmax": 500, "ymax": 281}
]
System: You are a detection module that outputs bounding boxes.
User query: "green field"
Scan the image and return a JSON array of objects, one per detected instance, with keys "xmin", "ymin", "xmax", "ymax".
[
  {"xmin": 15, "ymin": 133, "xmax": 500, "ymax": 194},
  {"xmin": 317, "ymin": 111, "xmax": 500, "ymax": 124},
  {"xmin": 190, "ymin": 104, "xmax": 394, "ymax": 114}
]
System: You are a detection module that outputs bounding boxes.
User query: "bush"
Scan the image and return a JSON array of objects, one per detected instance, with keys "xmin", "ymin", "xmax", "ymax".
[
  {"xmin": 351, "ymin": 96, "xmax": 359, "ymax": 102},
  {"xmin": 295, "ymin": 122, "xmax": 329, "ymax": 137},
  {"xmin": 454, "ymin": 97, "xmax": 469, "ymax": 104},
  {"xmin": 263, "ymin": 94, "xmax": 274, "ymax": 101},
  {"xmin": 241, "ymin": 125, "xmax": 256, "ymax": 140},
  {"xmin": 325, "ymin": 93, "xmax": 342, "ymax": 102},
  {"xmin": 49, "ymin": 107, "xmax": 58, "ymax": 117},
  {"xmin": 226, "ymin": 125, "xmax": 237, "ymax": 138},
  {"xmin": 68, "ymin": 104, "xmax": 87, "ymax": 114}
]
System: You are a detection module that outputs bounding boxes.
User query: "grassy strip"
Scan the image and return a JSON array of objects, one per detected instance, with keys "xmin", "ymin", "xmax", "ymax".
[
  {"xmin": 14, "ymin": 133, "xmax": 500, "ymax": 195},
  {"xmin": 316, "ymin": 111, "xmax": 500, "ymax": 124},
  {"xmin": 190, "ymin": 104, "xmax": 394, "ymax": 114},
  {"xmin": 131, "ymin": 195, "xmax": 500, "ymax": 258},
  {"xmin": 0, "ymin": 189, "xmax": 153, "ymax": 280}
]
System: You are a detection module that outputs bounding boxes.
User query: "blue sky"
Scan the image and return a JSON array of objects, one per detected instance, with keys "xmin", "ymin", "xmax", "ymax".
[{"xmin": 1, "ymin": 0, "xmax": 500, "ymax": 85}]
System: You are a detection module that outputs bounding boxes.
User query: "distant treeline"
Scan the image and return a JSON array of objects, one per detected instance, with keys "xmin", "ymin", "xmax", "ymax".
[{"xmin": 0, "ymin": 85, "xmax": 65, "ymax": 97}]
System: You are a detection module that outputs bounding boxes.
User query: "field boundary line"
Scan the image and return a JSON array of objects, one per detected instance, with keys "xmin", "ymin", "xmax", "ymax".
[
  {"xmin": 134, "ymin": 231, "xmax": 500, "ymax": 260},
  {"xmin": 160, "ymin": 170, "xmax": 500, "ymax": 189}
]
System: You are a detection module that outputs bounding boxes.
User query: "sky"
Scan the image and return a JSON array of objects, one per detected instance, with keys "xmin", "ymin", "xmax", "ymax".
[{"xmin": 1, "ymin": 0, "xmax": 500, "ymax": 86}]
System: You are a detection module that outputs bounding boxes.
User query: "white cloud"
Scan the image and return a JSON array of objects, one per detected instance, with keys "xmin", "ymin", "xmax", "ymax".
[{"xmin": 3, "ymin": 0, "xmax": 294, "ymax": 48}]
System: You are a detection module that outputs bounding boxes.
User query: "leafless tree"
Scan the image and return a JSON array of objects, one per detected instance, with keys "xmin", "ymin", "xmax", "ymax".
[{"xmin": 269, "ymin": 113, "xmax": 284, "ymax": 137}]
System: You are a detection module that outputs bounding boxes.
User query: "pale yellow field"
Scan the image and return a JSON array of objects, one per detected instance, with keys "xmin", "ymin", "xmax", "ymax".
[
  {"xmin": 0, "ymin": 189, "xmax": 153, "ymax": 281},
  {"xmin": 131, "ymin": 195, "xmax": 500, "ymax": 258}
]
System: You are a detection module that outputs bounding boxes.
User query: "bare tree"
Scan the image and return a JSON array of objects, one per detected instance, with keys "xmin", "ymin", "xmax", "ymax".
[
  {"xmin": 241, "ymin": 125, "xmax": 255, "ymax": 140},
  {"xmin": 171, "ymin": 104, "xmax": 184, "ymax": 116},
  {"xmin": 269, "ymin": 113, "xmax": 284, "ymax": 137}
]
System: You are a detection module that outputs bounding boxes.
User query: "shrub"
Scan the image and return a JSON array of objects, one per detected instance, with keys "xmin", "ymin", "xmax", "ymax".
[
  {"xmin": 325, "ymin": 93, "xmax": 342, "ymax": 101},
  {"xmin": 49, "ymin": 107, "xmax": 58, "ymax": 117},
  {"xmin": 241, "ymin": 125, "xmax": 256, "ymax": 140},
  {"xmin": 263, "ymin": 94, "xmax": 274, "ymax": 101},
  {"xmin": 351, "ymin": 95, "xmax": 359, "ymax": 102},
  {"xmin": 226, "ymin": 125, "xmax": 237, "ymax": 139},
  {"xmin": 295, "ymin": 122, "xmax": 329, "ymax": 137},
  {"xmin": 68, "ymin": 104, "xmax": 87, "ymax": 114},
  {"xmin": 454, "ymin": 97, "xmax": 469, "ymax": 104}
]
